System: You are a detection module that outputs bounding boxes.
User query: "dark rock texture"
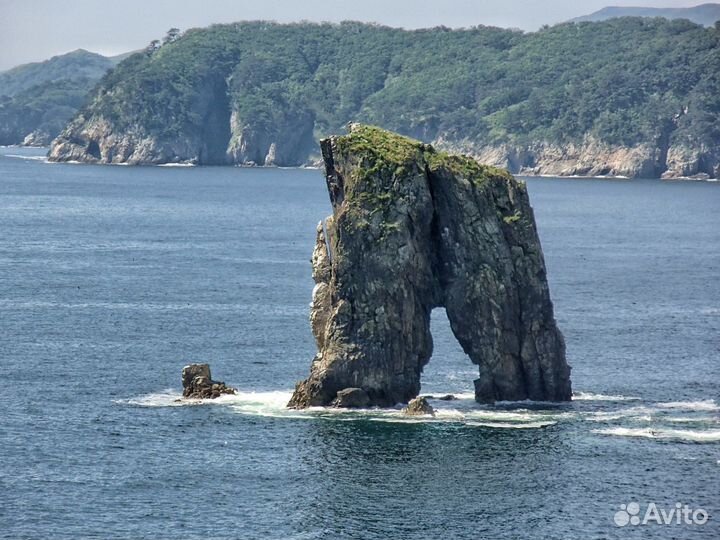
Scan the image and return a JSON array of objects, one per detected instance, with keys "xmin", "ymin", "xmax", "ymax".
[
  {"xmin": 288, "ymin": 125, "xmax": 571, "ymax": 408},
  {"xmin": 403, "ymin": 397, "xmax": 435, "ymax": 416},
  {"xmin": 331, "ymin": 388, "xmax": 371, "ymax": 408},
  {"xmin": 182, "ymin": 363, "xmax": 237, "ymax": 399}
]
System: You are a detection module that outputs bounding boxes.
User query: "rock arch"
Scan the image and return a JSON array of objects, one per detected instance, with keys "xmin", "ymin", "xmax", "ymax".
[{"xmin": 288, "ymin": 125, "xmax": 571, "ymax": 408}]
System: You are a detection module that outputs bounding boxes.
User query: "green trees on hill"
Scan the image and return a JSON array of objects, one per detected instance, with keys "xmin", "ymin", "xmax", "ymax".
[
  {"xmin": 0, "ymin": 77, "xmax": 99, "ymax": 145},
  {"xmin": 0, "ymin": 50, "xmax": 118, "ymax": 145},
  {"xmin": 71, "ymin": 17, "xmax": 720, "ymax": 152}
]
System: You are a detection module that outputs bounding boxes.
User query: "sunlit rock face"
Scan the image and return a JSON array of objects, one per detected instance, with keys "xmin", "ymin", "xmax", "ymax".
[{"xmin": 288, "ymin": 125, "xmax": 571, "ymax": 409}]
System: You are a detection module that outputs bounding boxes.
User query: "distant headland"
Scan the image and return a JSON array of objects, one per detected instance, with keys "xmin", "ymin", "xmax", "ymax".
[{"xmin": 2, "ymin": 18, "xmax": 717, "ymax": 179}]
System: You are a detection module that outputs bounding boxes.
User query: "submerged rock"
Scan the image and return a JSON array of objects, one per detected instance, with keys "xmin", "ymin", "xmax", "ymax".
[
  {"xmin": 288, "ymin": 125, "xmax": 572, "ymax": 409},
  {"xmin": 403, "ymin": 397, "xmax": 435, "ymax": 416},
  {"xmin": 421, "ymin": 394, "xmax": 456, "ymax": 401},
  {"xmin": 182, "ymin": 363, "xmax": 237, "ymax": 399}
]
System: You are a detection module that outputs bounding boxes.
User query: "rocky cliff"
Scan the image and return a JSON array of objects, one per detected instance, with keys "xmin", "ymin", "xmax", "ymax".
[
  {"xmin": 44, "ymin": 20, "xmax": 719, "ymax": 177},
  {"xmin": 49, "ymin": 76, "xmax": 236, "ymax": 165},
  {"xmin": 48, "ymin": 108, "xmax": 719, "ymax": 177},
  {"xmin": 288, "ymin": 125, "xmax": 572, "ymax": 408},
  {"xmin": 49, "ymin": 112, "xmax": 719, "ymax": 178},
  {"xmin": 48, "ymin": 102, "xmax": 316, "ymax": 167},
  {"xmin": 48, "ymin": 115, "xmax": 204, "ymax": 164},
  {"xmin": 440, "ymin": 136, "xmax": 720, "ymax": 180}
]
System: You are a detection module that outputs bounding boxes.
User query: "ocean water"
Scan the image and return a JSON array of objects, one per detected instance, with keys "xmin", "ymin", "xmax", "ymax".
[{"xmin": 1, "ymin": 146, "xmax": 718, "ymax": 539}]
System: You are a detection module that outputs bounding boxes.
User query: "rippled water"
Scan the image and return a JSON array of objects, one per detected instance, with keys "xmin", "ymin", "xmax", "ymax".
[{"xmin": 1, "ymin": 147, "xmax": 719, "ymax": 539}]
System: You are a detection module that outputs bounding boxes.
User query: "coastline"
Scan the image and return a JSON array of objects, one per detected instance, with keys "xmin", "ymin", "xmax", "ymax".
[
  {"xmin": 5, "ymin": 145, "xmax": 717, "ymax": 181},
  {"xmin": 5, "ymin": 149, "xmax": 718, "ymax": 182}
]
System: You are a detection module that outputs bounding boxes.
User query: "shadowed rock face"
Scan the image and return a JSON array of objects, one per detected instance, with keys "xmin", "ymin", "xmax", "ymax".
[{"xmin": 288, "ymin": 125, "xmax": 571, "ymax": 408}]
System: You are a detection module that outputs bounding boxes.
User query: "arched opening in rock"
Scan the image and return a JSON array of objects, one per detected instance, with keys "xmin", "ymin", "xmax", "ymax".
[
  {"xmin": 421, "ymin": 308, "xmax": 476, "ymax": 397},
  {"xmin": 86, "ymin": 140, "xmax": 101, "ymax": 159},
  {"xmin": 288, "ymin": 125, "xmax": 572, "ymax": 409}
]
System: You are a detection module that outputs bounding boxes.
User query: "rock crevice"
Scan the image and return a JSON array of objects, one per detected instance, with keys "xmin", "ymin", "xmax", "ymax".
[{"xmin": 289, "ymin": 125, "xmax": 571, "ymax": 408}]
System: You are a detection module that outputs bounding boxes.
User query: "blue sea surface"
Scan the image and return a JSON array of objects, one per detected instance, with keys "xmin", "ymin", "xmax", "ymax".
[{"xmin": 1, "ymin": 147, "xmax": 719, "ymax": 539}]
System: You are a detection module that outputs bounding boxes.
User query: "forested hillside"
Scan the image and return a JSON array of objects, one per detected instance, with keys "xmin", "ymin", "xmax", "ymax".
[
  {"xmin": 49, "ymin": 19, "xmax": 720, "ymax": 178},
  {"xmin": 0, "ymin": 50, "xmax": 117, "ymax": 145}
]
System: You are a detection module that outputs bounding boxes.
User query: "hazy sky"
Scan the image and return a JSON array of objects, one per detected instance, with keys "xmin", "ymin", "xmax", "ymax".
[{"xmin": 0, "ymin": 0, "xmax": 705, "ymax": 70}]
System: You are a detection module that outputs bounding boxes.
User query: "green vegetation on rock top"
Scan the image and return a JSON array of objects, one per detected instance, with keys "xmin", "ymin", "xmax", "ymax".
[
  {"xmin": 425, "ymin": 149, "xmax": 513, "ymax": 186},
  {"xmin": 336, "ymin": 124, "xmax": 425, "ymax": 166},
  {"xmin": 336, "ymin": 124, "xmax": 515, "ymax": 192}
]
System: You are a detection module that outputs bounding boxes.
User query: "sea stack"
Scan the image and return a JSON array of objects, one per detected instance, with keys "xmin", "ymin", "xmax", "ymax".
[
  {"xmin": 288, "ymin": 125, "xmax": 571, "ymax": 408},
  {"xmin": 182, "ymin": 363, "xmax": 237, "ymax": 399}
]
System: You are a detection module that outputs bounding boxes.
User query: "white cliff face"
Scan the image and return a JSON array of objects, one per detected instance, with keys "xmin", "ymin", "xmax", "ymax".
[
  {"xmin": 433, "ymin": 134, "xmax": 719, "ymax": 180},
  {"xmin": 49, "ymin": 112, "xmax": 304, "ymax": 167},
  {"xmin": 225, "ymin": 108, "xmax": 317, "ymax": 167},
  {"xmin": 49, "ymin": 104, "xmax": 319, "ymax": 167},
  {"xmin": 440, "ymin": 137, "xmax": 652, "ymax": 178},
  {"xmin": 48, "ymin": 116, "xmax": 199, "ymax": 165},
  {"xmin": 48, "ymin": 105, "xmax": 717, "ymax": 178},
  {"xmin": 48, "ymin": 116, "xmax": 720, "ymax": 179},
  {"xmin": 226, "ymin": 110, "xmax": 264, "ymax": 165},
  {"xmin": 663, "ymin": 144, "xmax": 720, "ymax": 180},
  {"xmin": 48, "ymin": 73, "xmax": 314, "ymax": 167}
]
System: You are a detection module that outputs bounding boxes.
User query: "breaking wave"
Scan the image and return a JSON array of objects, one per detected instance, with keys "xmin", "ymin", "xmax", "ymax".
[
  {"xmin": 658, "ymin": 400, "xmax": 719, "ymax": 412},
  {"xmin": 593, "ymin": 427, "xmax": 720, "ymax": 443},
  {"xmin": 466, "ymin": 421, "xmax": 557, "ymax": 429},
  {"xmin": 119, "ymin": 389, "xmax": 565, "ymax": 429},
  {"xmin": 3, "ymin": 154, "xmax": 47, "ymax": 161},
  {"xmin": 572, "ymin": 391, "xmax": 641, "ymax": 402},
  {"xmin": 117, "ymin": 389, "xmax": 719, "ymax": 439}
]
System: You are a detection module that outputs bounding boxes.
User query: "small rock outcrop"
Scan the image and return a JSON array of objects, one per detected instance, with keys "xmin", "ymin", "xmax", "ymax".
[
  {"xmin": 182, "ymin": 364, "xmax": 237, "ymax": 399},
  {"xmin": 288, "ymin": 125, "xmax": 572, "ymax": 409},
  {"xmin": 331, "ymin": 388, "xmax": 371, "ymax": 408},
  {"xmin": 403, "ymin": 397, "xmax": 435, "ymax": 416},
  {"xmin": 22, "ymin": 130, "xmax": 53, "ymax": 147}
]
